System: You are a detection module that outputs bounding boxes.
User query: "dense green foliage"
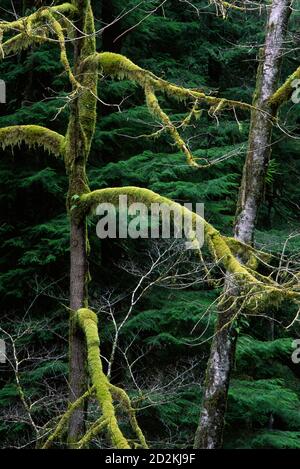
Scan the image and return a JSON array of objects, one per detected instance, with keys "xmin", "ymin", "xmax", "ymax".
[{"xmin": 0, "ymin": 0, "xmax": 299, "ymax": 448}]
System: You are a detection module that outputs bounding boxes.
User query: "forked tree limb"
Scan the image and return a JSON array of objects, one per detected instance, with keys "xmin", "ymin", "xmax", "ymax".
[
  {"xmin": 76, "ymin": 307, "xmax": 146, "ymax": 449},
  {"xmin": 42, "ymin": 386, "xmax": 93, "ymax": 449}
]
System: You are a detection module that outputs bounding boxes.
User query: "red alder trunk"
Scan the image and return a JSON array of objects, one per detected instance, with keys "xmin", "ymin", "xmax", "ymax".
[{"xmin": 194, "ymin": 0, "xmax": 292, "ymax": 449}]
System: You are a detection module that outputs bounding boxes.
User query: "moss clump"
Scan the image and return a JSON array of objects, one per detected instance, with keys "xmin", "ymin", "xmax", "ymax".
[{"xmin": 0, "ymin": 125, "xmax": 65, "ymax": 157}]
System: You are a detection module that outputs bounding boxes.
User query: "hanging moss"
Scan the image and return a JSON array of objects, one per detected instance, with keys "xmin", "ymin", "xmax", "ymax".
[
  {"xmin": 0, "ymin": 125, "xmax": 65, "ymax": 157},
  {"xmin": 87, "ymin": 52, "xmax": 255, "ymax": 112},
  {"xmin": 145, "ymin": 82, "xmax": 199, "ymax": 168},
  {"xmin": 80, "ymin": 186, "xmax": 300, "ymax": 311},
  {"xmin": 0, "ymin": 3, "xmax": 77, "ymax": 33},
  {"xmin": 2, "ymin": 31, "xmax": 47, "ymax": 56},
  {"xmin": 77, "ymin": 0, "xmax": 98, "ymax": 155}
]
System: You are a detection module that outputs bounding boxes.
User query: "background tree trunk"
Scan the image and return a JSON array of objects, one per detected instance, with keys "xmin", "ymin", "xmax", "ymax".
[{"xmin": 194, "ymin": 0, "xmax": 292, "ymax": 449}]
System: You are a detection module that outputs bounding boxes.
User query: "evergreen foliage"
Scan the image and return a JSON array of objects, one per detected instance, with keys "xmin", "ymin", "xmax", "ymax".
[{"xmin": 0, "ymin": 0, "xmax": 299, "ymax": 449}]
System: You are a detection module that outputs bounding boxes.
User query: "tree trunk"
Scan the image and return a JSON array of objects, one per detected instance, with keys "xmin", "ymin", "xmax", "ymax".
[
  {"xmin": 194, "ymin": 303, "xmax": 238, "ymax": 448},
  {"xmin": 68, "ymin": 219, "xmax": 89, "ymax": 442},
  {"xmin": 194, "ymin": 0, "xmax": 292, "ymax": 449},
  {"xmin": 67, "ymin": 0, "xmax": 97, "ymax": 444},
  {"xmin": 67, "ymin": 121, "xmax": 90, "ymax": 444}
]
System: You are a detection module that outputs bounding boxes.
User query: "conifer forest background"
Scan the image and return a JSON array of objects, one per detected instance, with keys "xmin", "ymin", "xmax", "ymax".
[{"xmin": 0, "ymin": 0, "xmax": 300, "ymax": 450}]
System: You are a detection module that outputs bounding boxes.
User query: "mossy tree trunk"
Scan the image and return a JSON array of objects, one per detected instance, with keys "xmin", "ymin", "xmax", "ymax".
[
  {"xmin": 67, "ymin": 0, "xmax": 97, "ymax": 444},
  {"xmin": 194, "ymin": 0, "xmax": 292, "ymax": 449}
]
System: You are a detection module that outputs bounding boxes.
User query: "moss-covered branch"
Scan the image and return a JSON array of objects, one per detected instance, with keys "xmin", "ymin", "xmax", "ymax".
[
  {"xmin": 269, "ymin": 65, "xmax": 300, "ymax": 107},
  {"xmin": 0, "ymin": 3, "xmax": 77, "ymax": 33},
  {"xmin": 145, "ymin": 82, "xmax": 199, "ymax": 167},
  {"xmin": 77, "ymin": 0, "xmax": 98, "ymax": 153},
  {"xmin": 84, "ymin": 52, "xmax": 254, "ymax": 112},
  {"xmin": 42, "ymin": 386, "xmax": 93, "ymax": 449},
  {"xmin": 0, "ymin": 125, "xmax": 66, "ymax": 157},
  {"xmin": 76, "ymin": 416, "xmax": 108, "ymax": 449},
  {"xmin": 46, "ymin": 12, "xmax": 78, "ymax": 89},
  {"xmin": 76, "ymin": 308, "xmax": 147, "ymax": 449},
  {"xmin": 79, "ymin": 52, "xmax": 261, "ymax": 167},
  {"xmin": 0, "ymin": 4, "xmax": 79, "ymax": 91},
  {"xmin": 109, "ymin": 383, "xmax": 148, "ymax": 449},
  {"xmin": 80, "ymin": 186, "xmax": 300, "ymax": 311}
]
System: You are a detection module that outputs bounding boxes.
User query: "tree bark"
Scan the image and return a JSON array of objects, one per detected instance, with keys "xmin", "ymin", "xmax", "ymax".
[
  {"xmin": 67, "ymin": 0, "xmax": 97, "ymax": 444},
  {"xmin": 194, "ymin": 0, "xmax": 292, "ymax": 449},
  {"xmin": 68, "ymin": 218, "xmax": 89, "ymax": 442}
]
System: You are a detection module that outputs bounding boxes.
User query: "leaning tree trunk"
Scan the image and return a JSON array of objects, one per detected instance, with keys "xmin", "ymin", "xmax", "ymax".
[{"xmin": 194, "ymin": 0, "xmax": 292, "ymax": 449}]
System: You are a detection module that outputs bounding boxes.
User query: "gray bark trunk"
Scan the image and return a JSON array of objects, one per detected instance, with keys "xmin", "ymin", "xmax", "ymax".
[{"xmin": 194, "ymin": 0, "xmax": 292, "ymax": 449}]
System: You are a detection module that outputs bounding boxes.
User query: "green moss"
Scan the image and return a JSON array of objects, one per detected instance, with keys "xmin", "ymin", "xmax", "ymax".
[
  {"xmin": 80, "ymin": 186, "xmax": 300, "ymax": 311},
  {"xmin": 110, "ymin": 384, "xmax": 148, "ymax": 449},
  {"xmin": 269, "ymin": 65, "xmax": 300, "ymax": 107},
  {"xmin": 77, "ymin": 0, "xmax": 97, "ymax": 155},
  {"xmin": 0, "ymin": 3, "xmax": 77, "ymax": 33},
  {"xmin": 145, "ymin": 82, "xmax": 199, "ymax": 168},
  {"xmin": 42, "ymin": 386, "xmax": 93, "ymax": 449},
  {"xmin": 0, "ymin": 125, "xmax": 65, "ymax": 157},
  {"xmin": 77, "ymin": 308, "xmax": 131, "ymax": 449}
]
